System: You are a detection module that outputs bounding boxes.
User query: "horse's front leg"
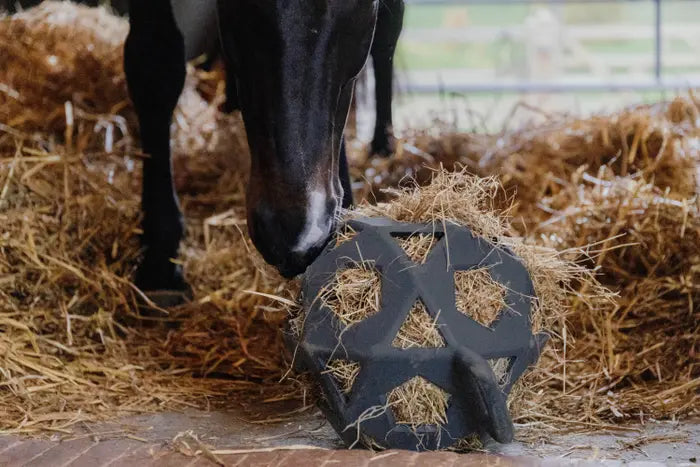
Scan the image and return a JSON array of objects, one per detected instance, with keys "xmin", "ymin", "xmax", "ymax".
[
  {"xmin": 222, "ymin": 56, "xmax": 241, "ymax": 113},
  {"xmin": 370, "ymin": 0, "xmax": 405, "ymax": 157},
  {"xmin": 125, "ymin": 1, "xmax": 188, "ymax": 302}
]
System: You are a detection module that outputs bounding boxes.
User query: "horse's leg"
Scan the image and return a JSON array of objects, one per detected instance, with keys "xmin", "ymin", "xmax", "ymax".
[
  {"xmin": 124, "ymin": 1, "xmax": 188, "ymax": 299},
  {"xmin": 339, "ymin": 138, "xmax": 353, "ymax": 208},
  {"xmin": 222, "ymin": 56, "xmax": 240, "ymax": 113},
  {"xmin": 369, "ymin": 0, "xmax": 405, "ymax": 157}
]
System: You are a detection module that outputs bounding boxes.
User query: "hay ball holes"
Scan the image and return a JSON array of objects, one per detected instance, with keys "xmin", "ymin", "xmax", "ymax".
[{"xmin": 285, "ymin": 174, "xmax": 569, "ymax": 451}]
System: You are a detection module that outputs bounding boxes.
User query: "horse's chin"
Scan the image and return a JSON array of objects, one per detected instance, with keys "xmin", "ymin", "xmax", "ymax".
[{"xmin": 275, "ymin": 239, "xmax": 330, "ymax": 279}]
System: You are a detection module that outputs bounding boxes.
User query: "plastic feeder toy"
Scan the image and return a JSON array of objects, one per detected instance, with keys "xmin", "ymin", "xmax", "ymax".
[{"xmin": 285, "ymin": 217, "xmax": 548, "ymax": 451}]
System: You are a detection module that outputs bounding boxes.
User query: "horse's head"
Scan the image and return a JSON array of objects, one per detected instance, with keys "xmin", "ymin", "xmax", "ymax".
[{"xmin": 217, "ymin": 0, "xmax": 378, "ymax": 277}]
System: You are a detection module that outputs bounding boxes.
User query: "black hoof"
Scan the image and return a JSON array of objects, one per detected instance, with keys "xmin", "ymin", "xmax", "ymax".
[
  {"xmin": 136, "ymin": 258, "xmax": 187, "ymax": 289},
  {"xmin": 133, "ymin": 288, "xmax": 190, "ymax": 328},
  {"xmin": 140, "ymin": 288, "xmax": 192, "ymax": 309},
  {"xmin": 135, "ymin": 261, "xmax": 192, "ymax": 312}
]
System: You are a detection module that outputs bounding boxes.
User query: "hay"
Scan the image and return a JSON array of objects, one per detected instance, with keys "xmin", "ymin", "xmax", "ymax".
[
  {"xmin": 0, "ymin": 3, "xmax": 132, "ymax": 134},
  {"xmin": 454, "ymin": 268, "xmax": 507, "ymax": 328},
  {"xmin": 353, "ymin": 97, "xmax": 699, "ymax": 426},
  {"xmin": 396, "ymin": 234, "xmax": 440, "ymax": 264},
  {"xmin": 388, "ymin": 376, "xmax": 450, "ymax": 427},
  {"xmin": 323, "ymin": 360, "xmax": 360, "ymax": 394},
  {"xmin": 355, "ymin": 169, "xmax": 607, "ymax": 340},
  {"xmin": 488, "ymin": 357, "xmax": 513, "ymax": 389},
  {"xmin": 334, "ymin": 224, "xmax": 358, "ymax": 247},
  {"xmin": 356, "ymin": 171, "xmax": 510, "ymax": 241},
  {"xmin": 1, "ymin": 0, "xmax": 697, "ymax": 441},
  {"xmin": 450, "ymin": 433, "xmax": 484, "ymax": 452},
  {"xmin": 391, "ymin": 300, "xmax": 445, "ymax": 349},
  {"xmin": 360, "ymin": 97, "xmax": 700, "ymax": 217},
  {"xmin": 522, "ymin": 174, "xmax": 700, "ymax": 421},
  {"xmin": 320, "ymin": 263, "xmax": 382, "ymax": 327},
  {"xmin": 338, "ymin": 171, "xmax": 610, "ymax": 435},
  {"xmin": 0, "ymin": 2, "xmax": 296, "ymax": 435}
]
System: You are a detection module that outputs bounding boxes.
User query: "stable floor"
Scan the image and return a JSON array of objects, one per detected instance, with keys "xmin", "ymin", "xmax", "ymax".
[{"xmin": 1, "ymin": 408, "xmax": 697, "ymax": 466}]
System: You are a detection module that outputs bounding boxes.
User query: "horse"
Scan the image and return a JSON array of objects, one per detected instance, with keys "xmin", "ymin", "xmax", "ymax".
[{"xmin": 124, "ymin": 0, "xmax": 404, "ymax": 301}]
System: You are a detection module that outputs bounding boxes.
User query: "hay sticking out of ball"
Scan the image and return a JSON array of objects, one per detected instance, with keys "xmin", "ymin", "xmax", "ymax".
[
  {"xmin": 454, "ymin": 268, "xmax": 508, "ymax": 328},
  {"xmin": 388, "ymin": 376, "xmax": 450, "ymax": 427},
  {"xmin": 396, "ymin": 233, "xmax": 440, "ymax": 264},
  {"xmin": 320, "ymin": 262, "xmax": 382, "ymax": 326},
  {"xmin": 324, "ymin": 360, "xmax": 361, "ymax": 394},
  {"xmin": 357, "ymin": 172, "xmax": 510, "ymax": 241},
  {"xmin": 392, "ymin": 300, "xmax": 445, "ymax": 349},
  {"xmin": 451, "ymin": 434, "xmax": 485, "ymax": 452},
  {"xmin": 334, "ymin": 224, "xmax": 358, "ymax": 247},
  {"xmin": 488, "ymin": 357, "xmax": 513, "ymax": 389}
]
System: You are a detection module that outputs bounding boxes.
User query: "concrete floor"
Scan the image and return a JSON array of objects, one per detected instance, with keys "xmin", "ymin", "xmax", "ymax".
[{"xmin": 1, "ymin": 407, "xmax": 697, "ymax": 466}]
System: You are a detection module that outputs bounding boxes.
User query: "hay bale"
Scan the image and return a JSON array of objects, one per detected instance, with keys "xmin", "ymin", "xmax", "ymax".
[
  {"xmin": 526, "ymin": 173, "xmax": 699, "ymax": 420},
  {"xmin": 0, "ymin": 2, "xmax": 131, "ymax": 134}
]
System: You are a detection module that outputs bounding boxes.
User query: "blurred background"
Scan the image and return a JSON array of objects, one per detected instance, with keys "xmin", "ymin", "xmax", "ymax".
[{"xmin": 354, "ymin": 0, "xmax": 700, "ymax": 135}]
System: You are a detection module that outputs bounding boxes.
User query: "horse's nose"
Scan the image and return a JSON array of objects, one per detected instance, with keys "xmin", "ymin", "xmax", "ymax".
[
  {"xmin": 275, "ymin": 243, "xmax": 328, "ymax": 278},
  {"xmin": 248, "ymin": 193, "xmax": 336, "ymax": 278}
]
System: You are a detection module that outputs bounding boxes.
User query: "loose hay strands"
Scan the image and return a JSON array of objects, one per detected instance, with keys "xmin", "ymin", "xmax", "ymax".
[
  {"xmin": 323, "ymin": 360, "xmax": 361, "ymax": 394},
  {"xmin": 454, "ymin": 268, "xmax": 507, "ymax": 328},
  {"xmin": 488, "ymin": 357, "xmax": 513, "ymax": 389},
  {"xmin": 392, "ymin": 301, "xmax": 445, "ymax": 349},
  {"xmin": 320, "ymin": 263, "xmax": 382, "ymax": 327},
  {"xmin": 334, "ymin": 224, "xmax": 358, "ymax": 247},
  {"xmin": 0, "ymin": 2, "xmax": 296, "ymax": 435},
  {"xmin": 387, "ymin": 376, "xmax": 450, "ymax": 427},
  {"xmin": 397, "ymin": 234, "xmax": 438, "ymax": 264}
]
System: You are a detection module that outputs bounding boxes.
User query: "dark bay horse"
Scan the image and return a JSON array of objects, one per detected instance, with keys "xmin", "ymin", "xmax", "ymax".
[{"xmin": 124, "ymin": 0, "xmax": 404, "ymax": 293}]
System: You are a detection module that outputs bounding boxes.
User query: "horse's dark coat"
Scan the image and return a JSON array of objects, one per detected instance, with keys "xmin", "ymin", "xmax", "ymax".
[{"xmin": 124, "ymin": 0, "xmax": 404, "ymax": 288}]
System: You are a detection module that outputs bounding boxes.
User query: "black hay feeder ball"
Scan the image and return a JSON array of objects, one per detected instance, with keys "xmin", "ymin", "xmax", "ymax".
[{"xmin": 285, "ymin": 217, "xmax": 549, "ymax": 452}]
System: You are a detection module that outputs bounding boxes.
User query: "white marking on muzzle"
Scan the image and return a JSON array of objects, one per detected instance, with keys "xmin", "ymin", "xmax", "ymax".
[{"xmin": 293, "ymin": 190, "xmax": 330, "ymax": 254}]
